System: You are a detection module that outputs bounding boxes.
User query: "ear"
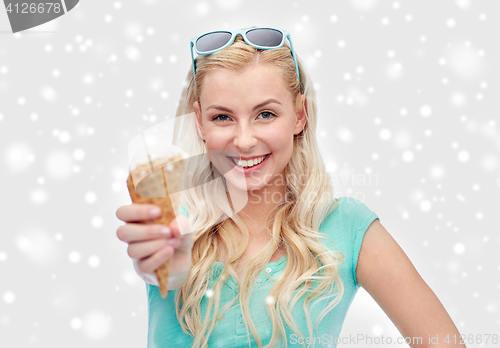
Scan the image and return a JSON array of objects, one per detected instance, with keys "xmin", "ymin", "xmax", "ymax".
[
  {"xmin": 193, "ymin": 101, "xmax": 205, "ymax": 141},
  {"xmin": 294, "ymin": 94, "xmax": 307, "ymax": 135}
]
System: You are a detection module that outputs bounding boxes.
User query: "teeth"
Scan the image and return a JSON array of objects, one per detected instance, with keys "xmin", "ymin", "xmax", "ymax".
[{"xmin": 233, "ymin": 155, "xmax": 267, "ymax": 168}]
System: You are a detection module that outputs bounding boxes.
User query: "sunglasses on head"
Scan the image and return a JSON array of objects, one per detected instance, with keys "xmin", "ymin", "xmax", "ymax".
[{"xmin": 190, "ymin": 27, "xmax": 301, "ymax": 90}]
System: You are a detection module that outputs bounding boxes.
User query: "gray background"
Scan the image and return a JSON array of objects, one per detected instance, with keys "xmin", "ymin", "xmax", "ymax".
[{"xmin": 0, "ymin": 0, "xmax": 498, "ymax": 347}]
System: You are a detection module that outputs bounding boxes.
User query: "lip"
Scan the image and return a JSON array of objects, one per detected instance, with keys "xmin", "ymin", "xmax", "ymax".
[{"xmin": 227, "ymin": 153, "xmax": 271, "ymax": 174}]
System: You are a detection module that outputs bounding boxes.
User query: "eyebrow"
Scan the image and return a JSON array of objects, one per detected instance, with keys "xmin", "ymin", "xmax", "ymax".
[{"xmin": 206, "ymin": 98, "xmax": 282, "ymax": 113}]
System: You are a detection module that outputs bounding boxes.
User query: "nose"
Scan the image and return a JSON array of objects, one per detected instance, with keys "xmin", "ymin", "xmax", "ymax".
[{"xmin": 233, "ymin": 122, "xmax": 257, "ymax": 152}]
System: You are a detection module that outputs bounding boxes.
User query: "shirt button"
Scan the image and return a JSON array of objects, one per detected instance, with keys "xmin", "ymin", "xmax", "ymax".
[
  {"xmin": 239, "ymin": 317, "xmax": 243, "ymax": 323},
  {"xmin": 256, "ymin": 278, "xmax": 262, "ymax": 283},
  {"xmin": 266, "ymin": 267, "xmax": 272, "ymax": 273}
]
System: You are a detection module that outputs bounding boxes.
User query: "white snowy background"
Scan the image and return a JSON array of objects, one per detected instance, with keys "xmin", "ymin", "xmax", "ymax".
[{"xmin": 0, "ymin": 0, "xmax": 499, "ymax": 347}]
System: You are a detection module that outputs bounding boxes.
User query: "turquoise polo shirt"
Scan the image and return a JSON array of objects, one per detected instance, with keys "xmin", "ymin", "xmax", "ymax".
[{"xmin": 144, "ymin": 196, "xmax": 379, "ymax": 347}]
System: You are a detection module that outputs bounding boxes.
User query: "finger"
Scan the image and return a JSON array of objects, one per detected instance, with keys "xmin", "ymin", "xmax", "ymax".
[
  {"xmin": 116, "ymin": 223, "xmax": 172, "ymax": 243},
  {"xmin": 168, "ymin": 218, "xmax": 180, "ymax": 239},
  {"xmin": 127, "ymin": 238, "xmax": 171, "ymax": 260},
  {"xmin": 116, "ymin": 203, "xmax": 162, "ymax": 223},
  {"xmin": 135, "ymin": 245, "xmax": 174, "ymax": 274}
]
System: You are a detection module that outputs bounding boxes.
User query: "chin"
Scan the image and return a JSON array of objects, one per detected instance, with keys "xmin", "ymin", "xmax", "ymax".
[{"xmin": 224, "ymin": 177, "xmax": 266, "ymax": 193}]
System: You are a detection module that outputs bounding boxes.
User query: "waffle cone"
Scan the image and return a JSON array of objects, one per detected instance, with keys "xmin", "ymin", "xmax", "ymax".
[{"xmin": 126, "ymin": 153, "xmax": 184, "ymax": 298}]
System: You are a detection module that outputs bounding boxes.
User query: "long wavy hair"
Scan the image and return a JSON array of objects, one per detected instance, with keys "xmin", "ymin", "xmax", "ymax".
[{"xmin": 171, "ymin": 32, "xmax": 344, "ymax": 348}]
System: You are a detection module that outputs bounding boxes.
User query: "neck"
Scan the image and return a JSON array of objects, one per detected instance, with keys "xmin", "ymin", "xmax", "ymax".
[{"xmin": 225, "ymin": 176, "xmax": 286, "ymax": 238}]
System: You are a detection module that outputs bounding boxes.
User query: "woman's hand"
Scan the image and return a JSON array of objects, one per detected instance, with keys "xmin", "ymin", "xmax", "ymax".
[{"xmin": 116, "ymin": 203, "xmax": 194, "ymax": 289}]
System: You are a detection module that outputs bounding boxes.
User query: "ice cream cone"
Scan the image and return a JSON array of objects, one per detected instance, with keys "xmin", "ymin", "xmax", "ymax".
[{"xmin": 126, "ymin": 152, "xmax": 185, "ymax": 298}]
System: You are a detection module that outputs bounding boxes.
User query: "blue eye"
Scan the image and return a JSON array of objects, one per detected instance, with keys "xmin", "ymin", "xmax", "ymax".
[
  {"xmin": 259, "ymin": 112, "xmax": 276, "ymax": 119},
  {"xmin": 212, "ymin": 114, "xmax": 231, "ymax": 122}
]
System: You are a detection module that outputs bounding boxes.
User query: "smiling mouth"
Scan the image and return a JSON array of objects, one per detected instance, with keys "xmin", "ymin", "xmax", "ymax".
[{"xmin": 227, "ymin": 153, "xmax": 271, "ymax": 168}]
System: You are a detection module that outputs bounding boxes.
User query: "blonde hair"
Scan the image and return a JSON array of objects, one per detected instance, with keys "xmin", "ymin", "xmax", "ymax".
[{"xmin": 172, "ymin": 33, "xmax": 344, "ymax": 348}]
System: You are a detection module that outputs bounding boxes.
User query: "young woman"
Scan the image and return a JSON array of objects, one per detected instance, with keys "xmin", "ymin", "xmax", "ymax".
[{"xmin": 116, "ymin": 28, "xmax": 465, "ymax": 348}]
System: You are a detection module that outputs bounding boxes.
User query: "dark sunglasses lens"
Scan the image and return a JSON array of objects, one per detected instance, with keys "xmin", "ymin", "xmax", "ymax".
[
  {"xmin": 246, "ymin": 29, "xmax": 283, "ymax": 47},
  {"xmin": 196, "ymin": 32, "xmax": 232, "ymax": 53}
]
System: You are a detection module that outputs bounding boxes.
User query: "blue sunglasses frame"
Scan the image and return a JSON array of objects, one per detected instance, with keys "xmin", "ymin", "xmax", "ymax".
[{"xmin": 190, "ymin": 27, "xmax": 301, "ymax": 90}]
